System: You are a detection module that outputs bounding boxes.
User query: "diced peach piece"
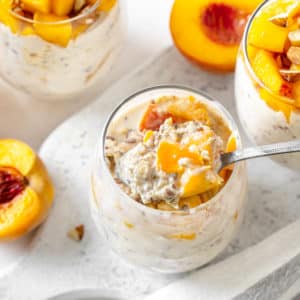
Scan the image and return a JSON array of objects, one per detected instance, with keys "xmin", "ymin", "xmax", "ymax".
[
  {"xmin": 166, "ymin": 96, "xmax": 210, "ymax": 125},
  {"xmin": 248, "ymin": 15, "xmax": 289, "ymax": 53},
  {"xmin": 226, "ymin": 133, "xmax": 237, "ymax": 152},
  {"xmin": 98, "ymin": 0, "xmax": 117, "ymax": 12},
  {"xmin": 52, "ymin": 0, "xmax": 75, "ymax": 16},
  {"xmin": 0, "ymin": 0, "xmax": 20, "ymax": 33},
  {"xmin": 143, "ymin": 130, "xmax": 154, "ymax": 143},
  {"xmin": 247, "ymin": 45, "xmax": 259, "ymax": 61},
  {"xmin": 252, "ymin": 49, "xmax": 292, "ymax": 97},
  {"xmin": 287, "ymin": 2, "xmax": 300, "ymax": 27},
  {"xmin": 22, "ymin": 25, "xmax": 35, "ymax": 35},
  {"xmin": 139, "ymin": 104, "xmax": 186, "ymax": 131},
  {"xmin": 181, "ymin": 168, "xmax": 222, "ymax": 198},
  {"xmin": 33, "ymin": 12, "xmax": 72, "ymax": 47},
  {"xmin": 21, "ymin": 0, "xmax": 51, "ymax": 13},
  {"xmin": 157, "ymin": 141, "xmax": 204, "ymax": 174}
]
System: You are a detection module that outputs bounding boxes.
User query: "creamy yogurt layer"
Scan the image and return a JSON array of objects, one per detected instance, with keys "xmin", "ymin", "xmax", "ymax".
[
  {"xmin": 91, "ymin": 88, "xmax": 247, "ymax": 273},
  {"xmin": 0, "ymin": 1, "xmax": 123, "ymax": 100}
]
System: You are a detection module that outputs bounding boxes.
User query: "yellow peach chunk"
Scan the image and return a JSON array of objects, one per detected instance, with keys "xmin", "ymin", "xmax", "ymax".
[
  {"xmin": 181, "ymin": 168, "xmax": 222, "ymax": 198},
  {"xmin": 166, "ymin": 96, "xmax": 210, "ymax": 125},
  {"xmin": 33, "ymin": 12, "xmax": 72, "ymax": 47},
  {"xmin": 52, "ymin": 0, "xmax": 74, "ymax": 16},
  {"xmin": 226, "ymin": 133, "xmax": 237, "ymax": 152},
  {"xmin": 248, "ymin": 16, "xmax": 288, "ymax": 53},
  {"xmin": 0, "ymin": 0, "xmax": 20, "ymax": 33},
  {"xmin": 98, "ymin": 0, "xmax": 117, "ymax": 12},
  {"xmin": 22, "ymin": 25, "xmax": 35, "ymax": 35},
  {"xmin": 252, "ymin": 49, "xmax": 292, "ymax": 96},
  {"xmin": 21, "ymin": 0, "xmax": 51, "ymax": 13},
  {"xmin": 157, "ymin": 141, "xmax": 203, "ymax": 174},
  {"xmin": 143, "ymin": 130, "xmax": 154, "ymax": 143}
]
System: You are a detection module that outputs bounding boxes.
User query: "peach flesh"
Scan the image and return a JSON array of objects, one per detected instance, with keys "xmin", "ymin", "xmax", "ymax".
[
  {"xmin": 202, "ymin": 3, "xmax": 249, "ymax": 46},
  {"xmin": 0, "ymin": 167, "xmax": 28, "ymax": 205}
]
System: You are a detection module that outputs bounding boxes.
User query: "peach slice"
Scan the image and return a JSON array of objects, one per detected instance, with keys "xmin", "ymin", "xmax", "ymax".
[
  {"xmin": 139, "ymin": 96, "xmax": 210, "ymax": 131},
  {"xmin": 20, "ymin": 0, "xmax": 51, "ymax": 14},
  {"xmin": 0, "ymin": 139, "xmax": 54, "ymax": 240},
  {"xmin": 33, "ymin": 12, "xmax": 72, "ymax": 47},
  {"xmin": 97, "ymin": 0, "xmax": 117, "ymax": 12},
  {"xmin": 0, "ymin": 0, "xmax": 20, "ymax": 33},
  {"xmin": 170, "ymin": 0, "xmax": 262, "ymax": 71},
  {"xmin": 52, "ymin": 0, "xmax": 75, "ymax": 16},
  {"xmin": 248, "ymin": 16, "xmax": 289, "ymax": 53},
  {"xmin": 252, "ymin": 49, "xmax": 293, "ymax": 98}
]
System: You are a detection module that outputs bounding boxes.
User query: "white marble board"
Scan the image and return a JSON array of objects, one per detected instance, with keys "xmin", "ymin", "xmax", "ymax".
[{"xmin": 1, "ymin": 47, "xmax": 300, "ymax": 300}]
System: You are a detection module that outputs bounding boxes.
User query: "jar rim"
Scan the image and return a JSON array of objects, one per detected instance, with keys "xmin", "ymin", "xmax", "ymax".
[
  {"xmin": 242, "ymin": 0, "xmax": 296, "ymax": 104},
  {"xmin": 9, "ymin": 0, "xmax": 100, "ymax": 25},
  {"xmin": 97, "ymin": 85, "xmax": 245, "ymax": 217}
]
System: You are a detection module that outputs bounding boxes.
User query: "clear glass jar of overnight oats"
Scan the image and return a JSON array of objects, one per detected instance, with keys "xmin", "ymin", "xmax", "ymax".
[
  {"xmin": 90, "ymin": 86, "xmax": 247, "ymax": 274},
  {"xmin": 235, "ymin": 0, "xmax": 300, "ymax": 171},
  {"xmin": 0, "ymin": 0, "xmax": 124, "ymax": 100}
]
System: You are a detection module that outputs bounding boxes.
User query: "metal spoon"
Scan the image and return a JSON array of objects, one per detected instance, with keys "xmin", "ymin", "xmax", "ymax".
[{"xmin": 219, "ymin": 140, "xmax": 300, "ymax": 171}]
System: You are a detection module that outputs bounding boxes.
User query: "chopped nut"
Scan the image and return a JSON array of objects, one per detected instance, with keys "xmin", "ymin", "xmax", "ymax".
[
  {"xmin": 68, "ymin": 224, "xmax": 85, "ymax": 241},
  {"xmin": 288, "ymin": 30, "xmax": 300, "ymax": 46},
  {"xmin": 287, "ymin": 46, "xmax": 300, "ymax": 65},
  {"xmin": 269, "ymin": 13, "xmax": 288, "ymax": 27},
  {"xmin": 279, "ymin": 69, "xmax": 300, "ymax": 82}
]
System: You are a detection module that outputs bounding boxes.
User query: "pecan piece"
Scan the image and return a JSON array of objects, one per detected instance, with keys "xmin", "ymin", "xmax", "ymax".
[{"xmin": 287, "ymin": 46, "xmax": 300, "ymax": 65}]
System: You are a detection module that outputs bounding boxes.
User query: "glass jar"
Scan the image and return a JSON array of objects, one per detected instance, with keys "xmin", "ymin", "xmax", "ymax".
[
  {"xmin": 90, "ymin": 86, "xmax": 247, "ymax": 274},
  {"xmin": 0, "ymin": 0, "xmax": 125, "ymax": 101},
  {"xmin": 235, "ymin": 0, "xmax": 300, "ymax": 171}
]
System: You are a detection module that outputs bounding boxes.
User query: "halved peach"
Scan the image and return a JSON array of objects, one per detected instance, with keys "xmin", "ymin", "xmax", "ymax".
[
  {"xmin": 170, "ymin": 0, "xmax": 262, "ymax": 71},
  {"xmin": 0, "ymin": 139, "xmax": 54, "ymax": 240}
]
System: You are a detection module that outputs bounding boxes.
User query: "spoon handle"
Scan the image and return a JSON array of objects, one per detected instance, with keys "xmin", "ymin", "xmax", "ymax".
[{"xmin": 221, "ymin": 140, "xmax": 300, "ymax": 169}]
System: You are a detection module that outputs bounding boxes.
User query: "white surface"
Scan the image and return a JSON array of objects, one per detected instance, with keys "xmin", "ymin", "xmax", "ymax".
[
  {"xmin": 145, "ymin": 218, "xmax": 300, "ymax": 300},
  {"xmin": 0, "ymin": 0, "xmax": 173, "ymax": 149},
  {"xmin": 2, "ymin": 47, "xmax": 300, "ymax": 300}
]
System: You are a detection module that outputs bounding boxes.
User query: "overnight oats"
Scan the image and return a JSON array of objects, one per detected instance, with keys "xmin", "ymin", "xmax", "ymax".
[
  {"xmin": 0, "ymin": 0, "xmax": 124, "ymax": 100},
  {"xmin": 91, "ymin": 86, "xmax": 247, "ymax": 273},
  {"xmin": 235, "ymin": 0, "xmax": 300, "ymax": 170}
]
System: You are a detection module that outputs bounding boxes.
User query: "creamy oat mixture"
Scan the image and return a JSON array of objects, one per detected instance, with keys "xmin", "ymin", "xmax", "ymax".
[
  {"xmin": 0, "ymin": 0, "xmax": 123, "ymax": 99},
  {"xmin": 105, "ymin": 96, "xmax": 232, "ymax": 210}
]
